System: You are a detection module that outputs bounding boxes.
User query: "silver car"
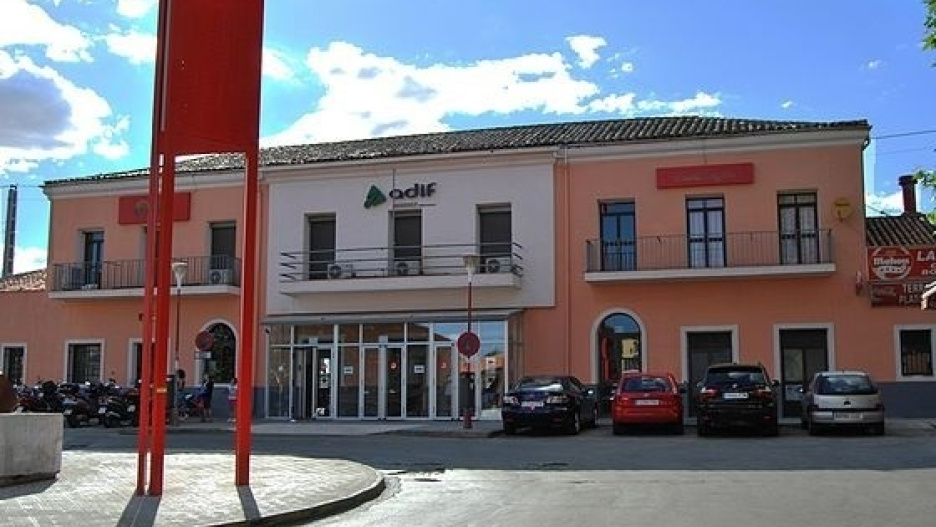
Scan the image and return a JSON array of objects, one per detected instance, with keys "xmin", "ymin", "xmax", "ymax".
[{"xmin": 800, "ymin": 371, "xmax": 885, "ymax": 435}]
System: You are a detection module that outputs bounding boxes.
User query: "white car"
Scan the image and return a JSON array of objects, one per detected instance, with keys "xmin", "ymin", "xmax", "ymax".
[{"xmin": 801, "ymin": 371, "xmax": 885, "ymax": 435}]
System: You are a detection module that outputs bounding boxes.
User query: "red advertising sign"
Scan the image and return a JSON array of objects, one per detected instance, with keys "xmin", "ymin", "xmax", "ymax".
[
  {"xmin": 118, "ymin": 193, "xmax": 191, "ymax": 225},
  {"xmin": 867, "ymin": 246, "xmax": 936, "ymax": 281},
  {"xmin": 656, "ymin": 163, "xmax": 754, "ymax": 189},
  {"xmin": 869, "ymin": 281, "xmax": 930, "ymax": 307}
]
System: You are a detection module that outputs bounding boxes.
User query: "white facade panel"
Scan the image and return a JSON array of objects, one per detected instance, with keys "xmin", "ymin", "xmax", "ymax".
[{"xmin": 266, "ymin": 159, "xmax": 555, "ymax": 315}]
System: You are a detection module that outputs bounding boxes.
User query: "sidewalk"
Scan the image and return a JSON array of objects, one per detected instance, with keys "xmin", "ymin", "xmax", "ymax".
[{"xmin": 158, "ymin": 417, "xmax": 507, "ymax": 437}]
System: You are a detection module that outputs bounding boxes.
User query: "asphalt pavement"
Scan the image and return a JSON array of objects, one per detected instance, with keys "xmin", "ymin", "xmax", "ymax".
[{"xmin": 0, "ymin": 418, "xmax": 932, "ymax": 527}]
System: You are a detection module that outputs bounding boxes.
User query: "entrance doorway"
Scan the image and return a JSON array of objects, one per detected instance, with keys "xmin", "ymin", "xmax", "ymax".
[
  {"xmin": 779, "ymin": 329, "xmax": 829, "ymax": 419},
  {"xmin": 291, "ymin": 346, "xmax": 331, "ymax": 419},
  {"xmin": 686, "ymin": 331, "xmax": 734, "ymax": 417}
]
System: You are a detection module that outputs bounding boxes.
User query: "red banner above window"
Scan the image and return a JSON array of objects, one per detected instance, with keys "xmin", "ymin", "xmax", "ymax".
[{"xmin": 656, "ymin": 163, "xmax": 754, "ymax": 189}]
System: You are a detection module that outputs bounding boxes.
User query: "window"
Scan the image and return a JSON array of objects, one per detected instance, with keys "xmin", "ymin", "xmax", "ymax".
[
  {"xmin": 778, "ymin": 193, "xmax": 819, "ymax": 264},
  {"xmin": 210, "ymin": 222, "xmax": 236, "ymax": 271},
  {"xmin": 600, "ymin": 202, "xmax": 636, "ymax": 271},
  {"xmin": 68, "ymin": 343, "xmax": 102, "ymax": 383},
  {"xmin": 83, "ymin": 230, "xmax": 104, "ymax": 286},
  {"xmin": 900, "ymin": 329, "xmax": 934, "ymax": 376},
  {"xmin": 686, "ymin": 197, "xmax": 725, "ymax": 268},
  {"xmin": 479, "ymin": 206, "xmax": 512, "ymax": 273},
  {"xmin": 391, "ymin": 210, "xmax": 422, "ymax": 275},
  {"xmin": 1, "ymin": 345, "xmax": 25, "ymax": 385},
  {"xmin": 306, "ymin": 214, "xmax": 336, "ymax": 280}
]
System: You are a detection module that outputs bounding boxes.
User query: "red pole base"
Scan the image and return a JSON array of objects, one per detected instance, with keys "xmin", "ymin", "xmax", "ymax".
[{"xmin": 462, "ymin": 409, "xmax": 473, "ymax": 429}]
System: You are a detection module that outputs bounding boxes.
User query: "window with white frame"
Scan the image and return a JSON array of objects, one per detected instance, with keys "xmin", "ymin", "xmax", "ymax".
[
  {"xmin": 68, "ymin": 343, "xmax": 102, "ymax": 383},
  {"xmin": 899, "ymin": 328, "xmax": 934, "ymax": 377},
  {"xmin": 1, "ymin": 345, "xmax": 25, "ymax": 384}
]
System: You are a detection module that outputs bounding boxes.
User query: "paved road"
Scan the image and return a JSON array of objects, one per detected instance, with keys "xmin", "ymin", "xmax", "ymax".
[{"xmin": 63, "ymin": 424, "xmax": 936, "ymax": 527}]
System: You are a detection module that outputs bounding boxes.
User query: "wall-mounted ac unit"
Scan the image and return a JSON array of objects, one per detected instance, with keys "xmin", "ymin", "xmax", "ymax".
[
  {"xmin": 484, "ymin": 257, "xmax": 511, "ymax": 274},
  {"xmin": 326, "ymin": 261, "xmax": 355, "ymax": 279},
  {"xmin": 394, "ymin": 259, "xmax": 422, "ymax": 276},
  {"xmin": 209, "ymin": 268, "xmax": 233, "ymax": 285}
]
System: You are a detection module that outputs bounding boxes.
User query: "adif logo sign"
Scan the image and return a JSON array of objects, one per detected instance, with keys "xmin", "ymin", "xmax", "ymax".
[{"xmin": 363, "ymin": 182, "xmax": 437, "ymax": 209}]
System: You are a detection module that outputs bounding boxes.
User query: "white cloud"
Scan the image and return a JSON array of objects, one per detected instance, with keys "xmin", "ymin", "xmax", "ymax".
[
  {"xmin": 781, "ymin": 100, "xmax": 794, "ymax": 109},
  {"xmin": 104, "ymin": 29, "xmax": 155, "ymax": 64},
  {"xmin": 0, "ymin": 0, "xmax": 92, "ymax": 62},
  {"xmin": 865, "ymin": 190, "xmax": 907, "ymax": 216},
  {"xmin": 263, "ymin": 48, "xmax": 295, "ymax": 82},
  {"xmin": 116, "ymin": 0, "xmax": 156, "ymax": 19},
  {"xmin": 0, "ymin": 243, "xmax": 47, "ymax": 274},
  {"xmin": 566, "ymin": 35, "xmax": 606, "ymax": 68},
  {"xmin": 620, "ymin": 62, "xmax": 635, "ymax": 73},
  {"xmin": 0, "ymin": 51, "xmax": 127, "ymax": 174},
  {"xmin": 265, "ymin": 42, "xmax": 724, "ymax": 146},
  {"xmin": 864, "ymin": 59, "xmax": 883, "ymax": 70}
]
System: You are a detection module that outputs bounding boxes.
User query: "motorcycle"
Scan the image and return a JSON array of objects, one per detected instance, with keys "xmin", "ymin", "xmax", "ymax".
[
  {"xmin": 62, "ymin": 382, "xmax": 105, "ymax": 428},
  {"xmin": 102, "ymin": 383, "xmax": 139, "ymax": 428}
]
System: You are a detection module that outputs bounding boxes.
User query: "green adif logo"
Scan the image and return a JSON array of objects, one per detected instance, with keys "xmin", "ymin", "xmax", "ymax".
[{"xmin": 363, "ymin": 185, "xmax": 387, "ymax": 209}]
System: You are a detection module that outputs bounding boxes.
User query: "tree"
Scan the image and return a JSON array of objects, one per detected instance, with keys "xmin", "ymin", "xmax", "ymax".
[{"xmin": 926, "ymin": 0, "xmax": 936, "ymax": 51}]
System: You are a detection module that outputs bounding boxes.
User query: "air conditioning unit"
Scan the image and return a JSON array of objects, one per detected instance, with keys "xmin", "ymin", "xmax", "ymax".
[
  {"xmin": 484, "ymin": 257, "xmax": 511, "ymax": 274},
  {"xmin": 394, "ymin": 259, "xmax": 422, "ymax": 276},
  {"xmin": 326, "ymin": 261, "xmax": 355, "ymax": 279},
  {"xmin": 208, "ymin": 268, "xmax": 233, "ymax": 285}
]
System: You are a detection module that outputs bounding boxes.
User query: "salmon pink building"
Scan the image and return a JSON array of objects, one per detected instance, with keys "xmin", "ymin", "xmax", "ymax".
[{"xmin": 1, "ymin": 116, "xmax": 935, "ymax": 421}]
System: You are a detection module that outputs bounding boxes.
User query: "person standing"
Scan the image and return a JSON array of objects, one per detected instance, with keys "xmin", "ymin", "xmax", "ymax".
[
  {"xmin": 227, "ymin": 377, "xmax": 238, "ymax": 423},
  {"xmin": 199, "ymin": 374, "xmax": 215, "ymax": 422}
]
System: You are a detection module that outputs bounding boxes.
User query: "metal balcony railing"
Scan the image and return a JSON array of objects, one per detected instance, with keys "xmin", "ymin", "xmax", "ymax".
[
  {"xmin": 280, "ymin": 242, "xmax": 524, "ymax": 282},
  {"xmin": 585, "ymin": 230, "xmax": 833, "ymax": 272},
  {"xmin": 48, "ymin": 255, "xmax": 241, "ymax": 291}
]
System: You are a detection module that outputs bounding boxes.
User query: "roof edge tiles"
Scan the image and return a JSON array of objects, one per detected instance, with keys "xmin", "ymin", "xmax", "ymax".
[{"xmin": 43, "ymin": 116, "xmax": 869, "ymax": 187}]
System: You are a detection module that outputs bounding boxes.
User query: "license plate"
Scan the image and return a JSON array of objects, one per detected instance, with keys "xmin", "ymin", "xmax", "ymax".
[
  {"xmin": 63, "ymin": 409, "xmax": 73, "ymax": 415},
  {"xmin": 127, "ymin": 405, "xmax": 136, "ymax": 412},
  {"xmin": 521, "ymin": 401, "xmax": 544, "ymax": 408},
  {"xmin": 98, "ymin": 407, "xmax": 107, "ymax": 414},
  {"xmin": 723, "ymin": 392, "xmax": 749, "ymax": 400},
  {"xmin": 834, "ymin": 412, "xmax": 862, "ymax": 420},
  {"xmin": 635, "ymin": 399, "xmax": 660, "ymax": 406}
]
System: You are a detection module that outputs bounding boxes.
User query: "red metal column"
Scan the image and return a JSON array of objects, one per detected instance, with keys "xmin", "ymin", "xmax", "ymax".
[{"xmin": 236, "ymin": 149, "xmax": 259, "ymax": 486}]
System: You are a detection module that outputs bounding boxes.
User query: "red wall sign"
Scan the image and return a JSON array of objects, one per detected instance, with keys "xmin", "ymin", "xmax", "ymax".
[
  {"xmin": 867, "ymin": 246, "xmax": 936, "ymax": 281},
  {"xmin": 656, "ymin": 162, "xmax": 754, "ymax": 189},
  {"xmin": 870, "ymin": 281, "xmax": 929, "ymax": 307},
  {"xmin": 118, "ymin": 193, "xmax": 192, "ymax": 225}
]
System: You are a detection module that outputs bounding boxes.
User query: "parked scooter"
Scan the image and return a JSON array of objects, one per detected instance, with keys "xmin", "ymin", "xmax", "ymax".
[
  {"xmin": 62, "ymin": 382, "xmax": 105, "ymax": 428},
  {"xmin": 102, "ymin": 382, "xmax": 139, "ymax": 428}
]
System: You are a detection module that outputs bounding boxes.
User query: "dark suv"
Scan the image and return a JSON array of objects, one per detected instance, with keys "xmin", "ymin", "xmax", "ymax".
[{"xmin": 695, "ymin": 363, "xmax": 779, "ymax": 436}]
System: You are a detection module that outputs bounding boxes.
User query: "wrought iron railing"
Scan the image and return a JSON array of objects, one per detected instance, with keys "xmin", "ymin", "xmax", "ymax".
[
  {"xmin": 586, "ymin": 230, "xmax": 833, "ymax": 272},
  {"xmin": 49, "ymin": 255, "xmax": 241, "ymax": 291},
  {"xmin": 280, "ymin": 242, "xmax": 524, "ymax": 281}
]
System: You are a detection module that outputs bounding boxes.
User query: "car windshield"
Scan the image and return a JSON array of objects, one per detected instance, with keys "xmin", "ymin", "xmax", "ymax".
[
  {"xmin": 622, "ymin": 376, "xmax": 671, "ymax": 392},
  {"xmin": 815, "ymin": 375, "xmax": 877, "ymax": 395},
  {"xmin": 514, "ymin": 377, "xmax": 564, "ymax": 391},
  {"xmin": 705, "ymin": 368, "xmax": 767, "ymax": 387}
]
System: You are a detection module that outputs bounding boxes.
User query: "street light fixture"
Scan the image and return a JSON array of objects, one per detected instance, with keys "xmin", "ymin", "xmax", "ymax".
[
  {"xmin": 462, "ymin": 254, "xmax": 480, "ymax": 332},
  {"xmin": 459, "ymin": 254, "xmax": 481, "ymax": 429},
  {"xmin": 170, "ymin": 260, "xmax": 188, "ymax": 426}
]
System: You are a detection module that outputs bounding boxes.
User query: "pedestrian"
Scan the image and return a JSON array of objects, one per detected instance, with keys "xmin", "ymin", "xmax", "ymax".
[
  {"xmin": 198, "ymin": 373, "xmax": 214, "ymax": 422},
  {"xmin": 227, "ymin": 377, "xmax": 238, "ymax": 423}
]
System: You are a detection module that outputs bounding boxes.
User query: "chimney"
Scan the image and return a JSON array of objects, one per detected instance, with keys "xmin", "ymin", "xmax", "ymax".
[{"xmin": 899, "ymin": 175, "xmax": 917, "ymax": 215}]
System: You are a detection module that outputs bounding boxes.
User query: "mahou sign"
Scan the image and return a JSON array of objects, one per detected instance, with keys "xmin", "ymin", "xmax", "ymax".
[{"xmin": 867, "ymin": 246, "xmax": 936, "ymax": 281}]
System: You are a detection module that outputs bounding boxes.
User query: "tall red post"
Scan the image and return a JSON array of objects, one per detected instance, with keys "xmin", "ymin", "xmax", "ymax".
[{"xmin": 236, "ymin": 150, "xmax": 259, "ymax": 486}]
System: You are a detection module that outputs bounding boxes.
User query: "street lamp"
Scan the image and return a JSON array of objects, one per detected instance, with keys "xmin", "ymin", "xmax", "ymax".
[
  {"xmin": 170, "ymin": 260, "xmax": 188, "ymax": 426},
  {"xmin": 459, "ymin": 254, "xmax": 480, "ymax": 429}
]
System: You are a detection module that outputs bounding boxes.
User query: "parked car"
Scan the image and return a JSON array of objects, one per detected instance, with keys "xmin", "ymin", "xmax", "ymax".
[
  {"xmin": 800, "ymin": 370, "xmax": 885, "ymax": 435},
  {"xmin": 611, "ymin": 372, "xmax": 685, "ymax": 435},
  {"xmin": 695, "ymin": 363, "xmax": 779, "ymax": 436},
  {"xmin": 501, "ymin": 375, "xmax": 599, "ymax": 435}
]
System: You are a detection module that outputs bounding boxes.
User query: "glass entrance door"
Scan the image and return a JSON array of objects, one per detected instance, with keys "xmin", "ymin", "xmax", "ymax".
[
  {"xmin": 292, "ymin": 346, "xmax": 329, "ymax": 419},
  {"xmin": 434, "ymin": 344, "xmax": 455, "ymax": 419},
  {"xmin": 780, "ymin": 329, "xmax": 828, "ymax": 418},
  {"xmin": 362, "ymin": 346, "xmax": 381, "ymax": 418}
]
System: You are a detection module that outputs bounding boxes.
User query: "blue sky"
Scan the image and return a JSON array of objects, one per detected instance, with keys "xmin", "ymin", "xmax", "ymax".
[{"xmin": 1, "ymin": 0, "xmax": 934, "ymax": 274}]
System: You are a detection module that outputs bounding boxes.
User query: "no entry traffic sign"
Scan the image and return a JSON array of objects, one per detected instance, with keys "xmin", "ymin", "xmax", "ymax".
[{"xmin": 457, "ymin": 331, "xmax": 480, "ymax": 357}]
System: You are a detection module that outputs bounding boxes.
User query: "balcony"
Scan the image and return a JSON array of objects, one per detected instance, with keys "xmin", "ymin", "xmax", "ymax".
[
  {"xmin": 279, "ymin": 243, "xmax": 524, "ymax": 295},
  {"xmin": 48, "ymin": 255, "xmax": 241, "ymax": 299},
  {"xmin": 585, "ymin": 230, "xmax": 835, "ymax": 282}
]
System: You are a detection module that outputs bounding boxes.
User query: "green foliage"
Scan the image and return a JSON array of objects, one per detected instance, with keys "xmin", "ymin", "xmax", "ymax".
[
  {"xmin": 913, "ymin": 169, "xmax": 936, "ymax": 223},
  {"xmin": 927, "ymin": 0, "xmax": 936, "ymax": 51}
]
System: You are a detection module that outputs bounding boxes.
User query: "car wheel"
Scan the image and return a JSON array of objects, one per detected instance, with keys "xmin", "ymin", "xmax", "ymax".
[
  {"xmin": 672, "ymin": 421, "xmax": 685, "ymax": 435},
  {"xmin": 565, "ymin": 411, "xmax": 581, "ymax": 435},
  {"xmin": 612, "ymin": 423, "xmax": 626, "ymax": 436},
  {"xmin": 503, "ymin": 422, "xmax": 517, "ymax": 436},
  {"xmin": 807, "ymin": 418, "xmax": 822, "ymax": 436},
  {"xmin": 871, "ymin": 423, "xmax": 886, "ymax": 436}
]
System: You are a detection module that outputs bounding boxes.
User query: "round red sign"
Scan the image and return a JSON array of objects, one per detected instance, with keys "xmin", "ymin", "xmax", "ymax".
[
  {"xmin": 194, "ymin": 330, "xmax": 214, "ymax": 351},
  {"xmin": 457, "ymin": 331, "xmax": 481, "ymax": 357},
  {"xmin": 869, "ymin": 246, "xmax": 912, "ymax": 281}
]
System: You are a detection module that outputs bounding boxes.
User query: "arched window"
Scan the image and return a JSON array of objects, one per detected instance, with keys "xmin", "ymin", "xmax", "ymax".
[
  {"xmin": 205, "ymin": 323, "xmax": 236, "ymax": 383},
  {"xmin": 597, "ymin": 313, "xmax": 642, "ymax": 389}
]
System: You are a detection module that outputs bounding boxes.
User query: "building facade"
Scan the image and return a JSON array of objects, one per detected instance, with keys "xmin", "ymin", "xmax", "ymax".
[{"xmin": 2, "ymin": 116, "xmax": 935, "ymax": 420}]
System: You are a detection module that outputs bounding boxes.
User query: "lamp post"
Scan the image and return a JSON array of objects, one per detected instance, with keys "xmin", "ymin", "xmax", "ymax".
[
  {"xmin": 170, "ymin": 260, "xmax": 188, "ymax": 426},
  {"xmin": 459, "ymin": 254, "xmax": 480, "ymax": 429}
]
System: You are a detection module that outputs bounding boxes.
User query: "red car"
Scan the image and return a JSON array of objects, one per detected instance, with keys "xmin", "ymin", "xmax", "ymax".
[{"xmin": 611, "ymin": 372, "xmax": 685, "ymax": 435}]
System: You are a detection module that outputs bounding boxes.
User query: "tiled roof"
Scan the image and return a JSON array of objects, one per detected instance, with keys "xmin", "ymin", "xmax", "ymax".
[
  {"xmin": 43, "ymin": 116, "xmax": 869, "ymax": 186},
  {"xmin": 866, "ymin": 215, "xmax": 936, "ymax": 246},
  {"xmin": 0, "ymin": 269, "xmax": 46, "ymax": 292}
]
